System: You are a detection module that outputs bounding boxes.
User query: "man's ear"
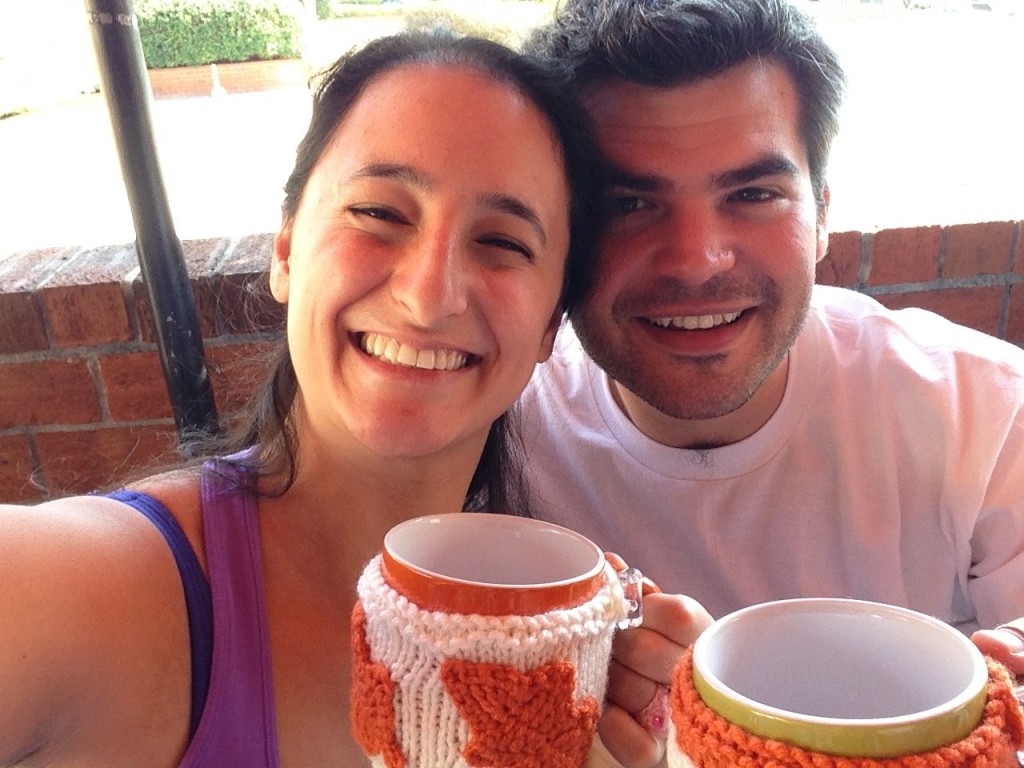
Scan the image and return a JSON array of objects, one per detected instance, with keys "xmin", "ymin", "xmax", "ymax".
[
  {"xmin": 815, "ymin": 184, "xmax": 831, "ymax": 264},
  {"xmin": 269, "ymin": 224, "xmax": 292, "ymax": 303},
  {"xmin": 537, "ymin": 309, "xmax": 565, "ymax": 363}
]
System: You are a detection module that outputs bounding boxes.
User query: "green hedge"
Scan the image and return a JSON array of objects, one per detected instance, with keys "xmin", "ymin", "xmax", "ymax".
[
  {"xmin": 137, "ymin": 0, "xmax": 305, "ymax": 68},
  {"xmin": 316, "ymin": 0, "xmax": 400, "ymax": 20}
]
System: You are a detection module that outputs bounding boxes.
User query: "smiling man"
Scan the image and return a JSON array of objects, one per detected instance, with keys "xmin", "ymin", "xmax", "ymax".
[{"xmin": 520, "ymin": 2, "xmax": 1024, "ymax": 766}]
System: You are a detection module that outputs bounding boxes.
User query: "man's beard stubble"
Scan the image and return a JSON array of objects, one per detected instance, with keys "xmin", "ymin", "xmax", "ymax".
[{"xmin": 570, "ymin": 275, "xmax": 812, "ymax": 423}]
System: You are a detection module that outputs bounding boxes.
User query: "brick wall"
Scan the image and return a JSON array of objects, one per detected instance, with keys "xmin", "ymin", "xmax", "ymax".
[
  {"xmin": 1, "ymin": 221, "xmax": 1022, "ymax": 504},
  {"xmin": 147, "ymin": 59, "xmax": 310, "ymax": 99},
  {"xmin": 0, "ymin": 233, "xmax": 284, "ymax": 503},
  {"xmin": 817, "ymin": 221, "xmax": 1023, "ymax": 338}
]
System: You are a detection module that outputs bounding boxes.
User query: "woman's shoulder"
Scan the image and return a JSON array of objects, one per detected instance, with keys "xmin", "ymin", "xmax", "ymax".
[
  {"xmin": 0, "ymin": 480, "xmax": 202, "ymax": 649},
  {"xmin": 0, "ymin": 482, "xmax": 200, "ymax": 570},
  {"xmin": 128, "ymin": 467, "xmax": 207, "ymax": 559},
  {"xmin": 0, "ymin": 486, "xmax": 198, "ymax": 764}
]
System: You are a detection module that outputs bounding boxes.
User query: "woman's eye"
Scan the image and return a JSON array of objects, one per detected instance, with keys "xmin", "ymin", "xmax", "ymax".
[
  {"xmin": 350, "ymin": 205, "xmax": 407, "ymax": 224},
  {"xmin": 478, "ymin": 236, "xmax": 533, "ymax": 261}
]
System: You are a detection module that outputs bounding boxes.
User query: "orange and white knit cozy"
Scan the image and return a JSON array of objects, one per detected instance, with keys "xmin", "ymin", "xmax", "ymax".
[{"xmin": 350, "ymin": 554, "xmax": 630, "ymax": 768}]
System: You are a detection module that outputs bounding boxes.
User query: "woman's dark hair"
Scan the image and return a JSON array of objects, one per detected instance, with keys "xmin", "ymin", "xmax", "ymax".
[
  {"xmin": 188, "ymin": 29, "xmax": 604, "ymax": 515},
  {"xmin": 526, "ymin": 0, "xmax": 846, "ymax": 212}
]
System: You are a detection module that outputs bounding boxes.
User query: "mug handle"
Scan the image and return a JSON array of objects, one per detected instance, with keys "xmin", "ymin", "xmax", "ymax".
[{"xmin": 616, "ymin": 566, "xmax": 645, "ymax": 629}]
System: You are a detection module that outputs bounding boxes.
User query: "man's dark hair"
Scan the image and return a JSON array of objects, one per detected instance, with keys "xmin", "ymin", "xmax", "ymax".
[{"xmin": 527, "ymin": 0, "xmax": 846, "ymax": 208}]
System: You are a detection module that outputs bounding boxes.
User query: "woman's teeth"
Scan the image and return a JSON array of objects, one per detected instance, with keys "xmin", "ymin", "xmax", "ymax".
[
  {"xmin": 649, "ymin": 311, "xmax": 742, "ymax": 330},
  {"xmin": 360, "ymin": 333, "xmax": 468, "ymax": 371}
]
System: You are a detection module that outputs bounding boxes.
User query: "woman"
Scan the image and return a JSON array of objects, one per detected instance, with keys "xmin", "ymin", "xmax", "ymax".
[{"xmin": 0, "ymin": 30, "xmax": 602, "ymax": 767}]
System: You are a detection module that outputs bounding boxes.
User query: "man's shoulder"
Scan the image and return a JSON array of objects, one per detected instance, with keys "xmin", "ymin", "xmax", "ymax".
[
  {"xmin": 529, "ymin": 320, "xmax": 590, "ymax": 384},
  {"xmin": 547, "ymin": 318, "xmax": 588, "ymax": 364},
  {"xmin": 808, "ymin": 285, "xmax": 1024, "ymax": 376},
  {"xmin": 522, "ymin": 319, "xmax": 600, "ymax": 414}
]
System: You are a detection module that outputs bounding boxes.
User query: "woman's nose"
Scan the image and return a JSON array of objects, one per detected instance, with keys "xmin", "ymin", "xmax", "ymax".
[{"xmin": 389, "ymin": 232, "xmax": 469, "ymax": 325}]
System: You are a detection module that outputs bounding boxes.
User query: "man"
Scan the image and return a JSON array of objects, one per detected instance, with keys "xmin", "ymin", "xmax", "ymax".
[{"xmin": 522, "ymin": 1, "xmax": 1024, "ymax": 766}]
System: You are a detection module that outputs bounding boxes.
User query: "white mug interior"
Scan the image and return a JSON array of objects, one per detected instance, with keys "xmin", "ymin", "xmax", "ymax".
[
  {"xmin": 384, "ymin": 513, "xmax": 604, "ymax": 587},
  {"xmin": 695, "ymin": 598, "xmax": 988, "ymax": 721}
]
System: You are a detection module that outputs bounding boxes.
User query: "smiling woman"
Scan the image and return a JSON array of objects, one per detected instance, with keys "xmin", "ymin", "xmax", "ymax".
[
  {"xmin": 0, "ymin": 29, "xmax": 603, "ymax": 768},
  {"xmin": 268, "ymin": 59, "xmax": 574, "ymax": 479}
]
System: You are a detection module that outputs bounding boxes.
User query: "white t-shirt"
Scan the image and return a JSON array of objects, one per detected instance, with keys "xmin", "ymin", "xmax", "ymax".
[{"xmin": 519, "ymin": 285, "xmax": 1024, "ymax": 632}]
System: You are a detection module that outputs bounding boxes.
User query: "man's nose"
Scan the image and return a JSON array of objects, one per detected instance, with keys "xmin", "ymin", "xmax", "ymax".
[
  {"xmin": 389, "ymin": 231, "xmax": 469, "ymax": 325},
  {"xmin": 651, "ymin": 205, "xmax": 736, "ymax": 285}
]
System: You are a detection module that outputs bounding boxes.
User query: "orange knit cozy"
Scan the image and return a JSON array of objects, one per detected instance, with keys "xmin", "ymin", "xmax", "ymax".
[
  {"xmin": 350, "ymin": 554, "xmax": 630, "ymax": 768},
  {"xmin": 668, "ymin": 649, "xmax": 1024, "ymax": 768}
]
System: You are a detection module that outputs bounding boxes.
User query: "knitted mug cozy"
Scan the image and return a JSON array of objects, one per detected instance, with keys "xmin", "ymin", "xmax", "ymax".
[
  {"xmin": 350, "ymin": 554, "xmax": 630, "ymax": 768},
  {"xmin": 666, "ymin": 649, "xmax": 1024, "ymax": 768}
]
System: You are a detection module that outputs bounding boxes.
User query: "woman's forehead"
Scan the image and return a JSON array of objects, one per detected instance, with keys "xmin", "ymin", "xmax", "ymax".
[
  {"xmin": 296, "ymin": 64, "xmax": 573, "ymax": 231},
  {"xmin": 309, "ymin": 63, "xmax": 569, "ymax": 204}
]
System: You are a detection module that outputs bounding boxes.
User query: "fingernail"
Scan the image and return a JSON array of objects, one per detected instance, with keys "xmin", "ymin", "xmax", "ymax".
[
  {"xmin": 996, "ymin": 627, "xmax": 1024, "ymax": 656},
  {"xmin": 637, "ymin": 685, "xmax": 671, "ymax": 737}
]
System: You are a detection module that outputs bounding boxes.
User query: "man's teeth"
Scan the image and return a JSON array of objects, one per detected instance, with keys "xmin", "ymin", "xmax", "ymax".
[
  {"xmin": 649, "ymin": 311, "xmax": 742, "ymax": 330},
  {"xmin": 360, "ymin": 333, "xmax": 468, "ymax": 371}
]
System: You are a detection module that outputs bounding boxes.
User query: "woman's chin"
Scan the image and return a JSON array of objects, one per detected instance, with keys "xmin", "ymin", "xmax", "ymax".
[{"xmin": 354, "ymin": 424, "xmax": 487, "ymax": 464}]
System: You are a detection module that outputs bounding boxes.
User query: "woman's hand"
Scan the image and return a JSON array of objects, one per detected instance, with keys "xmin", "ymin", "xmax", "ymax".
[{"xmin": 599, "ymin": 554, "xmax": 713, "ymax": 768}]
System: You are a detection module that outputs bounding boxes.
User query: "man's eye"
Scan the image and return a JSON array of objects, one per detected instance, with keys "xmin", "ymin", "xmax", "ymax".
[
  {"xmin": 731, "ymin": 188, "xmax": 777, "ymax": 204},
  {"xmin": 608, "ymin": 195, "xmax": 651, "ymax": 215}
]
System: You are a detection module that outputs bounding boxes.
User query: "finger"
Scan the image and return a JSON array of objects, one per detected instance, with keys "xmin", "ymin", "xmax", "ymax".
[
  {"xmin": 613, "ymin": 624, "xmax": 681, "ymax": 685},
  {"xmin": 604, "ymin": 552, "xmax": 661, "ymax": 595},
  {"xmin": 613, "ymin": 593, "xmax": 712, "ymax": 685},
  {"xmin": 605, "ymin": 552, "xmax": 628, "ymax": 571},
  {"xmin": 597, "ymin": 703, "xmax": 667, "ymax": 768},
  {"xmin": 606, "ymin": 657, "xmax": 662, "ymax": 714},
  {"xmin": 642, "ymin": 592, "xmax": 714, "ymax": 647},
  {"xmin": 971, "ymin": 628, "xmax": 1024, "ymax": 675}
]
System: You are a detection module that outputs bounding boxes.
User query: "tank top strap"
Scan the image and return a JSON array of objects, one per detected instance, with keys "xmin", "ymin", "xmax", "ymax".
[
  {"xmin": 106, "ymin": 489, "xmax": 212, "ymax": 739},
  {"xmin": 177, "ymin": 459, "xmax": 280, "ymax": 767}
]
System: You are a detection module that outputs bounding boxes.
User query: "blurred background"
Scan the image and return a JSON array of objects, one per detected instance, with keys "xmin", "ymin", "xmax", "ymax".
[{"xmin": 1, "ymin": 0, "xmax": 1021, "ymax": 260}]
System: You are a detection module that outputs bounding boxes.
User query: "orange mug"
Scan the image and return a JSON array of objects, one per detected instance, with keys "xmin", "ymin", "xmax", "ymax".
[{"xmin": 350, "ymin": 513, "xmax": 643, "ymax": 768}]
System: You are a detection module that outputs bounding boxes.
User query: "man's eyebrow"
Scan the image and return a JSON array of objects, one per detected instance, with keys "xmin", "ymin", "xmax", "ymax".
[
  {"xmin": 604, "ymin": 156, "xmax": 800, "ymax": 198},
  {"xmin": 479, "ymin": 193, "xmax": 547, "ymax": 245},
  {"xmin": 349, "ymin": 163, "xmax": 432, "ymax": 188},
  {"xmin": 711, "ymin": 156, "xmax": 800, "ymax": 189},
  {"xmin": 605, "ymin": 168, "xmax": 667, "ymax": 193}
]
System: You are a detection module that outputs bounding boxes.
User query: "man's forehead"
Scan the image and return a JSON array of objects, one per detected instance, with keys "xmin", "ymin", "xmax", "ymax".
[
  {"xmin": 580, "ymin": 77, "xmax": 669, "ymax": 124},
  {"xmin": 579, "ymin": 63, "xmax": 812, "ymax": 182},
  {"xmin": 581, "ymin": 60, "xmax": 797, "ymax": 126}
]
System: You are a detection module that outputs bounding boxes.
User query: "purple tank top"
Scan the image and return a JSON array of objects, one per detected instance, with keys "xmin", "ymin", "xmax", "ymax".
[{"xmin": 178, "ymin": 460, "xmax": 281, "ymax": 766}]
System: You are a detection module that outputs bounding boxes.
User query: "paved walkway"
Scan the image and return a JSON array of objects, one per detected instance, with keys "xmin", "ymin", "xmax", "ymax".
[{"xmin": 0, "ymin": 16, "xmax": 404, "ymax": 259}]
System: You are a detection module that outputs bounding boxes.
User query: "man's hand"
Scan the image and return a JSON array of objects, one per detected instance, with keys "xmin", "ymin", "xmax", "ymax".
[
  {"xmin": 972, "ymin": 619, "xmax": 1024, "ymax": 676},
  {"xmin": 599, "ymin": 554, "xmax": 713, "ymax": 768}
]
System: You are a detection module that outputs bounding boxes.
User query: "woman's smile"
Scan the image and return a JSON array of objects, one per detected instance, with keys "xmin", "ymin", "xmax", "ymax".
[{"xmin": 357, "ymin": 332, "xmax": 473, "ymax": 371}]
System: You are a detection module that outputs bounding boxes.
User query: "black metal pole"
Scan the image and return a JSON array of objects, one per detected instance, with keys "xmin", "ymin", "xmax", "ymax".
[{"xmin": 84, "ymin": 0, "xmax": 219, "ymax": 444}]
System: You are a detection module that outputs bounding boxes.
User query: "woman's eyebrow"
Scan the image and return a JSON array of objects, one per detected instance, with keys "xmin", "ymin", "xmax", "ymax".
[
  {"xmin": 347, "ymin": 164, "xmax": 547, "ymax": 245},
  {"xmin": 478, "ymin": 193, "xmax": 547, "ymax": 245},
  {"xmin": 350, "ymin": 162, "xmax": 432, "ymax": 188}
]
